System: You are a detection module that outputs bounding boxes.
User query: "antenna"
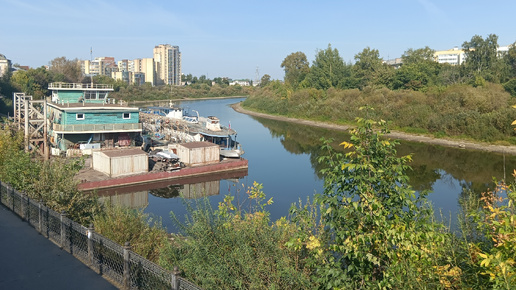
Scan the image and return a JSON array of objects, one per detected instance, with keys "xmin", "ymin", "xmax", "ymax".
[
  {"xmin": 90, "ymin": 47, "xmax": 93, "ymax": 86},
  {"xmin": 255, "ymin": 66, "xmax": 260, "ymax": 86}
]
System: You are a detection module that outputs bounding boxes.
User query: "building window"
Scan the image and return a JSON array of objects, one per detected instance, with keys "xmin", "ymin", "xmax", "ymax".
[
  {"xmin": 76, "ymin": 113, "xmax": 85, "ymax": 120},
  {"xmin": 123, "ymin": 113, "xmax": 130, "ymax": 119},
  {"xmin": 85, "ymin": 91, "xmax": 96, "ymax": 99}
]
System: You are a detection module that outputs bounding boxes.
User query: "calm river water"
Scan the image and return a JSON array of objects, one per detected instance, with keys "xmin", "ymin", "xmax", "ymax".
[{"xmin": 98, "ymin": 97, "xmax": 516, "ymax": 232}]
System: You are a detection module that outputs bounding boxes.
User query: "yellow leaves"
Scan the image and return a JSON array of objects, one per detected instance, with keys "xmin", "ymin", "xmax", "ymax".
[
  {"xmin": 339, "ymin": 141, "xmax": 353, "ymax": 149},
  {"xmin": 434, "ymin": 264, "xmax": 463, "ymax": 289},
  {"xmin": 306, "ymin": 235, "xmax": 321, "ymax": 250}
]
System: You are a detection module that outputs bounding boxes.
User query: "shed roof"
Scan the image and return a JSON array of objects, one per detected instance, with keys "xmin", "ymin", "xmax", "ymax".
[
  {"xmin": 179, "ymin": 141, "xmax": 218, "ymax": 149},
  {"xmin": 99, "ymin": 148, "xmax": 146, "ymax": 158}
]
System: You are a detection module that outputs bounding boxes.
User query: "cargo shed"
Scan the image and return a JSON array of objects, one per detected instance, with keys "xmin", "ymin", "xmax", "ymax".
[
  {"xmin": 92, "ymin": 148, "xmax": 148, "ymax": 177},
  {"xmin": 172, "ymin": 141, "xmax": 219, "ymax": 166}
]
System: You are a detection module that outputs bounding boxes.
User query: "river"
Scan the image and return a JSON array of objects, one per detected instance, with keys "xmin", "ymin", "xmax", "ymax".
[{"xmin": 98, "ymin": 97, "xmax": 516, "ymax": 232}]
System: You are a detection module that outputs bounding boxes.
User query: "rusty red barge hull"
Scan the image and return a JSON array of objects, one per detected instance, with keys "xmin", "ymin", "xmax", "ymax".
[{"xmin": 78, "ymin": 159, "xmax": 248, "ymax": 192}]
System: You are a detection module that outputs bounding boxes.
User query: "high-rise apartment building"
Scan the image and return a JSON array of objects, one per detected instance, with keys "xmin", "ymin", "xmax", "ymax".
[
  {"xmin": 153, "ymin": 44, "xmax": 181, "ymax": 86},
  {"xmin": 133, "ymin": 58, "xmax": 155, "ymax": 86}
]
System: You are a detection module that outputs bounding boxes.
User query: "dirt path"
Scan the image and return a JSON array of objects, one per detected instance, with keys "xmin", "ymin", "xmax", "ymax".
[{"xmin": 231, "ymin": 102, "xmax": 516, "ymax": 156}]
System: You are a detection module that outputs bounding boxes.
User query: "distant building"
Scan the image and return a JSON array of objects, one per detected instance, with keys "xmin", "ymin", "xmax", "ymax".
[
  {"xmin": 434, "ymin": 47, "xmax": 466, "ymax": 65},
  {"xmin": 229, "ymin": 79, "xmax": 250, "ymax": 86},
  {"xmin": 112, "ymin": 71, "xmax": 146, "ymax": 86},
  {"xmin": 0, "ymin": 53, "xmax": 11, "ymax": 77},
  {"xmin": 383, "ymin": 58, "xmax": 403, "ymax": 69},
  {"xmin": 153, "ymin": 44, "xmax": 181, "ymax": 86},
  {"xmin": 82, "ymin": 57, "xmax": 117, "ymax": 77},
  {"xmin": 133, "ymin": 58, "xmax": 155, "ymax": 85}
]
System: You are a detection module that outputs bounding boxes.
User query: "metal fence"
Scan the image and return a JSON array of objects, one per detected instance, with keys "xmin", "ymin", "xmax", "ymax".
[{"xmin": 0, "ymin": 181, "xmax": 201, "ymax": 290}]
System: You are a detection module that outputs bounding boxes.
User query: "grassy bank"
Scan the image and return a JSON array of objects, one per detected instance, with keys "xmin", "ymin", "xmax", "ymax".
[{"xmin": 243, "ymin": 83, "xmax": 516, "ymax": 144}]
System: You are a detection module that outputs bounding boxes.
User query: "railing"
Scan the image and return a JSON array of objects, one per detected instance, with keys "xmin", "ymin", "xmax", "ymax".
[
  {"xmin": 52, "ymin": 123, "xmax": 142, "ymax": 133},
  {"xmin": 49, "ymin": 83, "xmax": 114, "ymax": 90},
  {"xmin": 0, "ymin": 181, "xmax": 201, "ymax": 290}
]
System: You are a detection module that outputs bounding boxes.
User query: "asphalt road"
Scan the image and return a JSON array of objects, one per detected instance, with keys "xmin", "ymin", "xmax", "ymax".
[{"xmin": 0, "ymin": 204, "xmax": 117, "ymax": 290}]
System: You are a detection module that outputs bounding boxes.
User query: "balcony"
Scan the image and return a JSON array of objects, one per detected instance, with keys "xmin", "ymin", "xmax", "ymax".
[
  {"xmin": 52, "ymin": 123, "xmax": 142, "ymax": 133},
  {"xmin": 48, "ymin": 82, "xmax": 114, "ymax": 90}
]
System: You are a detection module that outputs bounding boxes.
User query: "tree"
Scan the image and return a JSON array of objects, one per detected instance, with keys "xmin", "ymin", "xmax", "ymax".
[
  {"xmin": 260, "ymin": 74, "xmax": 271, "ymax": 87},
  {"xmin": 281, "ymin": 51, "xmax": 310, "ymax": 88},
  {"xmin": 304, "ymin": 44, "xmax": 347, "ymax": 90},
  {"xmin": 49, "ymin": 56, "xmax": 82, "ymax": 83},
  {"xmin": 315, "ymin": 114, "xmax": 443, "ymax": 288},
  {"xmin": 462, "ymin": 34, "xmax": 500, "ymax": 82},
  {"xmin": 401, "ymin": 46, "xmax": 435, "ymax": 65},
  {"xmin": 393, "ymin": 47, "xmax": 441, "ymax": 90},
  {"xmin": 353, "ymin": 47, "xmax": 394, "ymax": 88}
]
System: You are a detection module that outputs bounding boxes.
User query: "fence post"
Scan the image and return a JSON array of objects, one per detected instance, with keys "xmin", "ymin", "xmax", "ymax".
[
  {"xmin": 20, "ymin": 192, "xmax": 26, "ymax": 220},
  {"xmin": 25, "ymin": 193, "xmax": 30, "ymax": 223},
  {"xmin": 87, "ymin": 224, "xmax": 94, "ymax": 267},
  {"xmin": 11, "ymin": 185, "xmax": 15, "ymax": 212},
  {"xmin": 45, "ymin": 206, "xmax": 49, "ymax": 238},
  {"xmin": 38, "ymin": 200, "xmax": 43, "ymax": 234},
  {"xmin": 123, "ymin": 242, "xmax": 131, "ymax": 290},
  {"xmin": 60, "ymin": 212, "xmax": 67, "ymax": 250},
  {"xmin": 171, "ymin": 266, "xmax": 180, "ymax": 290}
]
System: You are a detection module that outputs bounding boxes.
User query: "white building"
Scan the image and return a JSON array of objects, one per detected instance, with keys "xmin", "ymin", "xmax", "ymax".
[
  {"xmin": 434, "ymin": 47, "xmax": 466, "ymax": 65},
  {"xmin": 0, "ymin": 53, "xmax": 12, "ymax": 77}
]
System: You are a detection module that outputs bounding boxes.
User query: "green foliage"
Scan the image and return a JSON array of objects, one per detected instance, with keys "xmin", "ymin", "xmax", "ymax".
[
  {"xmin": 161, "ymin": 182, "xmax": 314, "ymax": 289},
  {"xmin": 503, "ymin": 78, "xmax": 516, "ymax": 97},
  {"xmin": 246, "ymin": 82, "xmax": 516, "ymax": 143},
  {"xmin": 281, "ymin": 51, "xmax": 310, "ymax": 89},
  {"xmin": 0, "ymin": 125, "xmax": 99, "ymax": 225},
  {"xmin": 464, "ymin": 179, "xmax": 516, "ymax": 289},
  {"xmin": 94, "ymin": 204, "xmax": 169, "ymax": 262},
  {"xmin": 304, "ymin": 44, "xmax": 349, "ymax": 90},
  {"xmin": 315, "ymin": 115, "xmax": 451, "ymax": 288}
]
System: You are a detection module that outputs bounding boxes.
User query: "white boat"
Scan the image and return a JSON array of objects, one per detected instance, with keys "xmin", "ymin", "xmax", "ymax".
[{"xmin": 140, "ymin": 105, "xmax": 244, "ymax": 158}]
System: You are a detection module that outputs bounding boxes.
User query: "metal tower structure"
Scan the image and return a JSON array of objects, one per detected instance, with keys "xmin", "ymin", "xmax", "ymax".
[
  {"xmin": 255, "ymin": 66, "xmax": 260, "ymax": 86},
  {"xmin": 13, "ymin": 93, "xmax": 49, "ymax": 159}
]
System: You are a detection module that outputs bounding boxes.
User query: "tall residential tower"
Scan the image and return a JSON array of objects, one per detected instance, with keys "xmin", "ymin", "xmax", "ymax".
[{"xmin": 153, "ymin": 44, "xmax": 181, "ymax": 86}]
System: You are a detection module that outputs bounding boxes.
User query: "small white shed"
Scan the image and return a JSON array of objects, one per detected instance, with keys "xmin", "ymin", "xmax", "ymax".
[
  {"xmin": 92, "ymin": 148, "xmax": 148, "ymax": 177},
  {"xmin": 173, "ymin": 141, "xmax": 219, "ymax": 166}
]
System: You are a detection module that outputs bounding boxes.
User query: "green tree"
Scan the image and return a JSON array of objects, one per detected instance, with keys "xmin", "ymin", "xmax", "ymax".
[
  {"xmin": 462, "ymin": 34, "xmax": 503, "ymax": 82},
  {"xmin": 401, "ymin": 46, "xmax": 435, "ymax": 65},
  {"xmin": 393, "ymin": 47, "xmax": 441, "ymax": 90},
  {"xmin": 315, "ymin": 114, "xmax": 447, "ymax": 288},
  {"xmin": 506, "ymin": 43, "xmax": 516, "ymax": 72},
  {"xmin": 260, "ymin": 74, "xmax": 271, "ymax": 87},
  {"xmin": 49, "ymin": 56, "xmax": 82, "ymax": 83},
  {"xmin": 353, "ymin": 47, "xmax": 394, "ymax": 88},
  {"xmin": 281, "ymin": 51, "xmax": 310, "ymax": 89},
  {"xmin": 304, "ymin": 44, "xmax": 346, "ymax": 90}
]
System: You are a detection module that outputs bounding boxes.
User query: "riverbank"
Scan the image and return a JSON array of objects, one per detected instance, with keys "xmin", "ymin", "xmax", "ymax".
[{"xmin": 232, "ymin": 102, "xmax": 516, "ymax": 155}]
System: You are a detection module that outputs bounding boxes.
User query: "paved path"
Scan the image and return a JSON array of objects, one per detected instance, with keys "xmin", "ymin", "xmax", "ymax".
[{"xmin": 0, "ymin": 205, "xmax": 118, "ymax": 290}]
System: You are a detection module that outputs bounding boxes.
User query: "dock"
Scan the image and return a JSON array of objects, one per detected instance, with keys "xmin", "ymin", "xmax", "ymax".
[{"xmin": 78, "ymin": 158, "xmax": 248, "ymax": 192}]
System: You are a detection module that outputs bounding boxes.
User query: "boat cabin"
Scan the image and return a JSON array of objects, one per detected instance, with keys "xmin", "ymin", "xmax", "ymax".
[{"xmin": 47, "ymin": 82, "xmax": 142, "ymax": 152}]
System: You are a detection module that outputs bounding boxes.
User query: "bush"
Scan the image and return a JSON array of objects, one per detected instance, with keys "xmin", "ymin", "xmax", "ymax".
[
  {"xmin": 160, "ymin": 183, "xmax": 314, "ymax": 289},
  {"xmin": 94, "ymin": 204, "xmax": 169, "ymax": 262}
]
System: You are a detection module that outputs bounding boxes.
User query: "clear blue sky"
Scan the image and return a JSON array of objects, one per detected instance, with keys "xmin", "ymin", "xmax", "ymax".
[{"xmin": 1, "ymin": 0, "xmax": 515, "ymax": 81}]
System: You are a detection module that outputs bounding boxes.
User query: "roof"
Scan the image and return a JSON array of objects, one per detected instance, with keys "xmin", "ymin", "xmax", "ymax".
[
  {"xmin": 98, "ymin": 148, "xmax": 146, "ymax": 158},
  {"xmin": 179, "ymin": 141, "xmax": 218, "ymax": 149},
  {"xmin": 47, "ymin": 102, "xmax": 139, "ymax": 111}
]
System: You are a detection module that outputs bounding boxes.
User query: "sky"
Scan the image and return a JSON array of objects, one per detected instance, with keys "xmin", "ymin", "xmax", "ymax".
[{"xmin": 1, "ymin": 0, "xmax": 516, "ymax": 81}]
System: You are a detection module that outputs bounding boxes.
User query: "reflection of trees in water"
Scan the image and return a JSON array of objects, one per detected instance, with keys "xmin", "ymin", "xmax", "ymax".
[
  {"xmin": 254, "ymin": 116, "xmax": 516, "ymax": 194},
  {"xmin": 150, "ymin": 185, "xmax": 183, "ymax": 198}
]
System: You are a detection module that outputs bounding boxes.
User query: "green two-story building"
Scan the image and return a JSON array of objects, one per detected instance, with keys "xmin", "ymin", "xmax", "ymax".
[{"xmin": 47, "ymin": 82, "xmax": 142, "ymax": 151}]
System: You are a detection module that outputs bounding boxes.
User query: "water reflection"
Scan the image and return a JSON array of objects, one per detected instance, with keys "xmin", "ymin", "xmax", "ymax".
[
  {"xmin": 252, "ymin": 114, "xmax": 516, "ymax": 218},
  {"xmin": 95, "ymin": 168, "xmax": 248, "ymax": 207}
]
